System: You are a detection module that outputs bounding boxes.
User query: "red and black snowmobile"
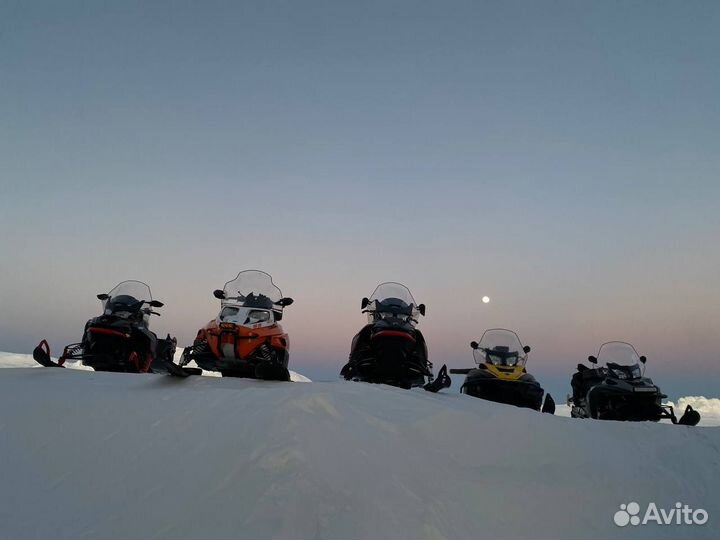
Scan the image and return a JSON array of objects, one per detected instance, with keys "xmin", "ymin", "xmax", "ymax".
[
  {"xmin": 33, "ymin": 280, "xmax": 199, "ymax": 376},
  {"xmin": 340, "ymin": 282, "xmax": 450, "ymax": 391}
]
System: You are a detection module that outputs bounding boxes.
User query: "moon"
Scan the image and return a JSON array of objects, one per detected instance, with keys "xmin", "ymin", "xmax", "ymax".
[{"xmin": 482, "ymin": 296, "xmax": 490, "ymax": 304}]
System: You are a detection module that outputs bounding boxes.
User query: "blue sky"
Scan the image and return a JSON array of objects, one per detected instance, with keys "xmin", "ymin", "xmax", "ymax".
[{"xmin": 1, "ymin": 1, "xmax": 719, "ymax": 397}]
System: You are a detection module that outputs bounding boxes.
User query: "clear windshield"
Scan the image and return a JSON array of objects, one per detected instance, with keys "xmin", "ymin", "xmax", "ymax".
[
  {"xmin": 474, "ymin": 329, "xmax": 527, "ymax": 367},
  {"xmin": 597, "ymin": 341, "xmax": 643, "ymax": 378},
  {"xmin": 597, "ymin": 342, "xmax": 641, "ymax": 366},
  {"xmin": 222, "ymin": 270, "xmax": 283, "ymax": 308},
  {"xmin": 366, "ymin": 282, "xmax": 420, "ymax": 323},
  {"xmin": 102, "ymin": 280, "xmax": 152, "ymax": 309}
]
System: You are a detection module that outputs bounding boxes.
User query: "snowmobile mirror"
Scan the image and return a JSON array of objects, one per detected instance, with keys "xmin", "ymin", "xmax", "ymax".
[
  {"xmin": 523, "ymin": 345, "xmax": 531, "ymax": 354},
  {"xmin": 470, "ymin": 341, "xmax": 479, "ymax": 350},
  {"xmin": 213, "ymin": 289, "xmax": 225, "ymax": 299},
  {"xmin": 277, "ymin": 297, "xmax": 294, "ymax": 307},
  {"xmin": 150, "ymin": 300, "xmax": 164, "ymax": 308},
  {"xmin": 361, "ymin": 297, "xmax": 370, "ymax": 309},
  {"xmin": 418, "ymin": 304, "xmax": 426, "ymax": 316},
  {"xmin": 97, "ymin": 293, "xmax": 109, "ymax": 301},
  {"xmin": 588, "ymin": 355, "xmax": 598, "ymax": 364},
  {"xmin": 639, "ymin": 355, "xmax": 647, "ymax": 364}
]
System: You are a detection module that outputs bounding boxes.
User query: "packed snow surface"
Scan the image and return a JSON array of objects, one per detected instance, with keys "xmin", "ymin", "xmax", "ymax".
[{"xmin": 0, "ymin": 364, "xmax": 719, "ymax": 539}]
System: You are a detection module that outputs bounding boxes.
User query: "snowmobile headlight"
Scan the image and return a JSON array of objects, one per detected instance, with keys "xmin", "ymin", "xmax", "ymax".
[{"xmin": 247, "ymin": 310, "xmax": 270, "ymax": 323}]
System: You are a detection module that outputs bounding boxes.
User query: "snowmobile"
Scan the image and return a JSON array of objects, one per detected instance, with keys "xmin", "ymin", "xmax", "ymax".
[
  {"xmin": 32, "ymin": 280, "xmax": 198, "ymax": 376},
  {"xmin": 178, "ymin": 270, "xmax": 294, "ymax": 381},
  {"xmin": 450, "ymin": 329, "xmax": 555, "ymax": 413},
  {"xmin": 340, "ymin": 282, "xmax": 450, "ymax": 391},
  {"xmin": 568, "ymin": 341, "xmax": 700, "ymax": 425}
]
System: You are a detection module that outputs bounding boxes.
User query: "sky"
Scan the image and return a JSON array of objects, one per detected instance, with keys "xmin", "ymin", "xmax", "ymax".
[{"xmin": 1, "ymin": 1, "xmax": 719, "ymax": 398}]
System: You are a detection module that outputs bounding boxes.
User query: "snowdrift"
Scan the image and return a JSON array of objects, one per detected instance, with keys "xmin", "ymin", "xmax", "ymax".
[{"xmin": 0, "ymin": 367, "xmax": 718, "ymax": 540}]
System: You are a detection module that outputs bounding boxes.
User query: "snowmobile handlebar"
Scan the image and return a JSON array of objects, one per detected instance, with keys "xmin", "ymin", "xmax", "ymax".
[
  {"xmin": 449, "ymin": 368, "xmax": 473, "ymax": 374},
  {"xmin": 215, "ymin": 291, "xmax": 293, "ymax": 308}
]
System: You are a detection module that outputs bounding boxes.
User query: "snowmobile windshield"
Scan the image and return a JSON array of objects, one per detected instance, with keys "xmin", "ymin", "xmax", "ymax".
[
  {"xmin": 597, "ymin": 342, "xmax": 641, "ymax": 364},
  {"xmin": 222, "ymin": 270, "xmax": 283, "ymax": 308},
  {"xmin": 366, "ymin": 282, "xmax": 420, "ymax": 323},
  {"xmin": 597, "ymin": 342, "xmax": 643, "ymax": 378},
  {"xmin": 474, "ymin": 329, "xmax": 528, "ymax": 367},
  {"xmin": 101, "ymin": 281, "xmax": 153, "ymax": 322},
  {"xmin": 102, "ymin": 281, "xmax": 152, "ymax": 310}
]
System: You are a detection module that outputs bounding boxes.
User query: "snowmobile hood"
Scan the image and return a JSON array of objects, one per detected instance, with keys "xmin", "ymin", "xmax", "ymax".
[
  {"xmin": 461, "ymin": 369, "xmax": 546, "ymax": 411},
  {"xmin": 478, "ymin": 363, "xmax": 526, "ymax": 381},
  {"xmin": 217, "ymin": 306, "xmax": 275, "ymax": 329}
]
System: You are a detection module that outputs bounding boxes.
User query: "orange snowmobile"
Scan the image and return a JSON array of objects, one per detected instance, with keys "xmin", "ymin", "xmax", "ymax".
[{"xmin": 178, "ymin": 270, "xmax": 294, "ymax": 381}]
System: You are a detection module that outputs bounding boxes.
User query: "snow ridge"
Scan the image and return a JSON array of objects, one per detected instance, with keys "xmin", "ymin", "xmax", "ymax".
[{"xmin": 0, "ymin": 365, "xmax": 718, "ymax": 540}]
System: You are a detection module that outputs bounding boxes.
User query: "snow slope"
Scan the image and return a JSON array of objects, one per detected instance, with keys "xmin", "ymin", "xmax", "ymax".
[{"xmin": 0, "ymin": 367, "xmax": 718, "ymax": 540}]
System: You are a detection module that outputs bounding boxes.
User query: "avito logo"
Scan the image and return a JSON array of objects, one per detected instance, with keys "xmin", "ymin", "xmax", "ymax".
[{"xmin": 614, "ymin": 502, "xmax": 709, "ymax": 527}]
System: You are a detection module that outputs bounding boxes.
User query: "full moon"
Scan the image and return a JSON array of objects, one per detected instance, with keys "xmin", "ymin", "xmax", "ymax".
[{"xmin": 482, "ymin": 296, "xmax": 490, "ymax": 304}]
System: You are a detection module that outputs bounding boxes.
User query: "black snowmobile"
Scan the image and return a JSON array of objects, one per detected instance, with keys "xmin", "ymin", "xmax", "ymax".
[
  {"xmin": 450, "ymin": 329, "xmax": 555, "ymax": 413},
  {"xmin": 340, "ymin": 282, "xmax": 450, "ymax": 391},
  {"xmin": 569, "ymin": 341, "xmax": 699, "ymax": 425},
  {"xmin": 33, "ymin": 280, "xmax": 200, "ymax": 377}
]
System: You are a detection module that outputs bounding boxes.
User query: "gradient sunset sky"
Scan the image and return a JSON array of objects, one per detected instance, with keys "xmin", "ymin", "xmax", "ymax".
[{"xmin": 2, "ymin": 1, "xmax": 719, "ymax": 398}]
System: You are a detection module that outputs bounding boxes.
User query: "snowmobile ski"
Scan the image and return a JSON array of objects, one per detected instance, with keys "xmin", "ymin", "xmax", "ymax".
[
  {"xmin": 164, "ymin": 360, "xmax": 203, "ymax": 378},
  {"xmin": 254, "ymin": 361, "xmax": 291, "ymax": 382},
  {"xmin": 541, "ymin": 393, "xmax": 556, "ymax": 414},
  {"xmin": 32, "ymin": 340, "xmax": 64, "ymax": 368},
  {"xmin": 423, "ymin": 364, "xmax": 451, "ymax": 393},
  {"xmin": 675, "ymin": 405, "xmax": 700, "ymax": 426}
]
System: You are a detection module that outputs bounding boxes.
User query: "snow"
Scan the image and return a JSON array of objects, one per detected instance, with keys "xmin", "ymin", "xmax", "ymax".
[
  {"xmin": 0, "ymin": 362, "xmax": 718, "ymax": 540},
  {"xmin": 0, "ymin": 350, "xmax": 312, "ymax": 383}
]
